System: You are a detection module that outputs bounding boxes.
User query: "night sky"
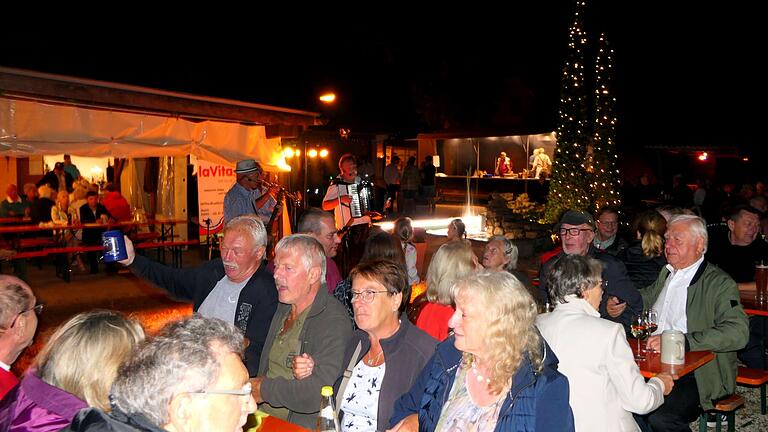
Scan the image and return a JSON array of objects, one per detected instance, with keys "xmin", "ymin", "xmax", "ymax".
[{"xmin": 3, "ymin": 2, "xmax": 761, "ymax": 153}]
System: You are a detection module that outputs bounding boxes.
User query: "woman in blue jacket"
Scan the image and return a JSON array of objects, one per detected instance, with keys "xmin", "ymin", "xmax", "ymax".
[{"xmin": 388, "ymin": 271, "xmax": 574, "ymax": 432}]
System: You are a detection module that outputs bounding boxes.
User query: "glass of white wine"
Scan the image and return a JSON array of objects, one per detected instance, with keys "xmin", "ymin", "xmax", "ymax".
[
  {"xmin": 644, "ymin": 309, "xmax": 659, "ymax": 352},
  {"xmin": 631, "ymin": 313, "xmax": 648, "ymax": 361}
]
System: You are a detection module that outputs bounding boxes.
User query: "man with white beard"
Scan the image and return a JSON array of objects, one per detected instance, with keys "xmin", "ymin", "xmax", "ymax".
[{"xmin": 120, "ymin": 215, "xmax": 277, "ymax": 376}]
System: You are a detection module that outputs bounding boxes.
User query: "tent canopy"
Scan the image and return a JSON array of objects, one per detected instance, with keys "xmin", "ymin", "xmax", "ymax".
[{"xmin": 0, "ymin": 97, "xmax": 287, "ymax": 169}]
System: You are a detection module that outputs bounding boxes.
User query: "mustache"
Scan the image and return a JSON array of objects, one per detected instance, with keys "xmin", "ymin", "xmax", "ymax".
[{"xmin": 223, "ymin": 261, "xmax": 239, "ymax": 269}]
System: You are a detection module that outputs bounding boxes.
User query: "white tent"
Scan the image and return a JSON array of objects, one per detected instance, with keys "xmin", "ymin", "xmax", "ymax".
[{"xmin": 0, "ymin": 97, "xmax": 286, "ymax": 169}]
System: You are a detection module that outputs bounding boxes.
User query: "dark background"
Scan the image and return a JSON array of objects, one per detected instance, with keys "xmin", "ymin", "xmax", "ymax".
[{"xmin": 2, "ymin": 2, "xmax": 763, "ymax": 182}]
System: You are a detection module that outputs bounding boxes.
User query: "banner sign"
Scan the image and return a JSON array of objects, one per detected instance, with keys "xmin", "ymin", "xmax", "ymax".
[{"xmin": 196, "ymin": 160, "xmax": 235, "ymax": 239}]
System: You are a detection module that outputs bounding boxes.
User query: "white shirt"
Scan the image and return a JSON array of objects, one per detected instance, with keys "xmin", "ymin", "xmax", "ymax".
[
  {"xmin": 323, "ymin": 177, "xmax": 371, "ymax": 229},
  {"xmin": 403, "ymin": 242, "xmax": 420, "ymax": 285},
  {"xmin": 340, "ymin": 361, "xmax": 386, "ymax": 432},
  {"xmin": 652, "ymin": 256, "xmax": 705, "ymax": 335},
  {"xmin": 383, "ymin": 163, "xmax": 400, "ymax": 186},
  {"xmin": 0, "ymin": 360, "xmax": 10, "ymax": 371}
]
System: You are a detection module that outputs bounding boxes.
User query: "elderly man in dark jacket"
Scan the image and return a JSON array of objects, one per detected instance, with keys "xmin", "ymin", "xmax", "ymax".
[
  {"xmin": 539, "ymin": 210, "xmax": 642, "ymax": 329},
  {"xmin": 119, "ymin": 215, "xmax": 277, "ymax": 376}
]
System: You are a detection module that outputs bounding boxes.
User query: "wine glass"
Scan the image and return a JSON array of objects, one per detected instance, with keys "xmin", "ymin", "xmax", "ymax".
[
  {"xmin": 630, "ymin": 314, "xmax": 648, "ymax": 361},
  {"xmin": 644, "ymin": 309, "xmax": 659, "ymax": 353}
]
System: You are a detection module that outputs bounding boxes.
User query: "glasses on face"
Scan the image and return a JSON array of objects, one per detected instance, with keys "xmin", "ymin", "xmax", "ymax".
[
  {"xmin": 350, "ymin": 290, "xmax": 390, "ymax": 304},
  {"xmin": 188, "ymin": 382, "xmax": 252, "ymax": 398},
  {"xmin": 10, "ymin": 303, "xmax": 44, "ymax": 328},
  {"xmin": 558, "ymin": 228, "xmax": 594, "ymax": 237},
  {"xmin": 597, "ymin": 220, "xmax": 618, "ymax": 227}
]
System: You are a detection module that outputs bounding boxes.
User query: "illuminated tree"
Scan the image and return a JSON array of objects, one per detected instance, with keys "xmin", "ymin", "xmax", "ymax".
[
  {"xmin": 545, "ymin": 0, "xmax": 591, "ymax": 223},
  {"xmin": 589, "ymin": 32, "xmax": 621, "ymax": 211}
]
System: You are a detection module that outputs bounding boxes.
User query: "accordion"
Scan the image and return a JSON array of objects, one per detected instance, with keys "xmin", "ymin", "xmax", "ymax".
[{"xmin": 347, "ymin": 180, "xmax": 374, "ymax": 218}]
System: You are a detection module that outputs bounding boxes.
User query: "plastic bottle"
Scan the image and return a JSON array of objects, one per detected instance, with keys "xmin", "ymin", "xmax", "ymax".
[{"xmin": 317, "ymin": 385, "xmax": 340, "ymax": 432}]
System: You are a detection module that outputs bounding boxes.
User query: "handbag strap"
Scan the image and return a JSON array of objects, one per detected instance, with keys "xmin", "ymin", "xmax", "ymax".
[{"xmin": 335, "ymin": 341, "xmax": 363, "ymax": 412}]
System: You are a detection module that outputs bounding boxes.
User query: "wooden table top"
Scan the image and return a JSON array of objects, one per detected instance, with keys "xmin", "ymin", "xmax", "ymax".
[
  {"xmin": 630, "ymin": 340, "xmax": 715, "ymax": 379},
  {"xmin": 740, "ymin": 289, "xmax": 768, "ymax": 316}
]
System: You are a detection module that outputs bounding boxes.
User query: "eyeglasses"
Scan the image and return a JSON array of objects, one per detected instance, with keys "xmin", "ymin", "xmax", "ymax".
[
  {"xmin": 558, "ymin": 228, "xmax": 594, "ymax": 237},
  {"xmin": 10, "ymin": 303, "xmax": 44, "ymax": 328},
  {"xmin": 350, "ymin": 290, "xmax": 390, "ymax": 304},
  {"xmin": 188, "ymin": 382, "xmax": 252, "ymax": 398},
  {"xmin": 597, "ymin": 221, "xmax": 618, "ymax": 227}
]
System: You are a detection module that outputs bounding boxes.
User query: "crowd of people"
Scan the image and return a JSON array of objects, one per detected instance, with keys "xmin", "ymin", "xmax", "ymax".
[
  {"xmin": 1, "ymin": 157, "xmax": 134, "ymax": 275},
  {"xmin": 1, "ymin": 152, "xmax": 767, "ymax": 432}
]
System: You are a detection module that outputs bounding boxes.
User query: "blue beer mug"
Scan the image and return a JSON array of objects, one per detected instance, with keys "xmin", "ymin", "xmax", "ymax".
[{"xmin": 102, "ymin": 230, "xmax": 128, "ymax": 263}]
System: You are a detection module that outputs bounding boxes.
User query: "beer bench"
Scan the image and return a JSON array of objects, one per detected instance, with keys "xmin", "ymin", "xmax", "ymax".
[
  {"xmin": 5, "ymin": 240, "xmax": 198, "ymax": 281},
  {"xmin": 697, "ymin": 394, "xmax": 744, "ymax": 432},
  {"xmin": 134, "ymin": 240, "xmax": 199, "ymax": 268},
  {"xmin": 7, "ymin": 245, "xmax": 103, "ymax": 282},
  {"xmin": 737, "ymin": 366, "xmax": 768, "ymax": 415}
]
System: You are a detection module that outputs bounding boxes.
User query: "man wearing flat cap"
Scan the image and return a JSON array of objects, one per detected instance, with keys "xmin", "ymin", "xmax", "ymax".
[
  {"xmin": 538, "ymin": 209, "xmax": 642, "ymax": 329},
  {"xmin": 224, "ymin": 159, "xmax": 281, "ymax": 225}
]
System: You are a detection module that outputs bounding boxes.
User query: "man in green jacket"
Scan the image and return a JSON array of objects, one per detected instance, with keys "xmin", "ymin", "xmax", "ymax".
[
  {"xmin": 250, "ymin": 234, "xmax": 352, "ymax": 430},
  {"xmin": 639, "ymin": 214, "xmax": 749, "ymax": 431}
]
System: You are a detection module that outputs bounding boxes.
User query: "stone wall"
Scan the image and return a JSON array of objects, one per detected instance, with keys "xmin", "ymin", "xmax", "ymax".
[{"xmin": 484, "ymin": 192, "xmax": 552, "ymax": 257}]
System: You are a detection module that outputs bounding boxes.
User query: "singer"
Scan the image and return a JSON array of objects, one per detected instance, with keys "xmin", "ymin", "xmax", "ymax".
[{"xmin": 322, "ymin": 154, "xmax": 371, "ymax": 275}]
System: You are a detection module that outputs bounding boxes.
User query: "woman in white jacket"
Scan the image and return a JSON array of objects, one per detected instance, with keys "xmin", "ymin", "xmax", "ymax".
[{"xmin": 536, "ymin": 254, "xmax": 675, "ymax": 432}]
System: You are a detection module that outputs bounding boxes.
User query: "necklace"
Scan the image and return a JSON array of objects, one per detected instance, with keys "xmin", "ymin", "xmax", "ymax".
[
  {"xmin": 471, "ymin": 364, "xmax": 491, "ymax": 385},
  {"xmin": 365, "ymin": 350, "xmax": 384, "ymax": 366}
]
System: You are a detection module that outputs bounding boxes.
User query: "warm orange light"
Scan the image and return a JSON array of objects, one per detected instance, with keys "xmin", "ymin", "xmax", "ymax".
[
  {"xmin": 308, "ymin": 149, "xmax": 319, "ymax": 158},
  {"xmin": 319, "ymin": 149, "xmax": 329, "ymax": 158},
  {"xmin": 698, "ymin": 152, "xmax": 708, "ymax": 161},
  {"xmin": 283, "ymin": 148, "xmax": 295, "ymax": 158},
  {"xmin": 295, "ymin": 149, "xmax": 300, "ymax": 157},
  {"xmin": 743, "ymin": 157, "xmax": 749, "ymax": 162},
  {"xmin": 319, "ymin": 93, "xmax": 336, "ymax": 103}
]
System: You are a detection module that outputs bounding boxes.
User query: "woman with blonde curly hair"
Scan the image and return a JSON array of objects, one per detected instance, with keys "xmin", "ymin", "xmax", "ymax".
[
  {"xmin": 414, "ymin": 239, "xmax": 478, "ymax": 341},
  {"xmin": 391, "ymin": 271, "xmax": 574, "ymax": 432},
  {"xmin": 3, "ymin": 310, "xmax": 145, "ymax": 431}
]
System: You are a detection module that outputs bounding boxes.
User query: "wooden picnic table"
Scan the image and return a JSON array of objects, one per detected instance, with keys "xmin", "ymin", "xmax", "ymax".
[
  {"xmin": 740, "ymin": 288, "xmax": 768, "ymax": 316},
  {"xmin": 630, "ymin": 339, "xmax": 715, "ymax": 379}
]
